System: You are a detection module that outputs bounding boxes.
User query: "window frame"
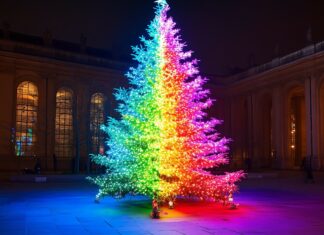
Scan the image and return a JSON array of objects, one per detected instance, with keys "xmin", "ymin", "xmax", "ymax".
[
  {"xmin": 89, "ymin": 92, "xmax": 106, "ymax": 155},
  {"xmin": 15, "ymin": 81, "xmax": 38, "ymax": 157},
  {"xmin": 54, "ymin": 87, "xmax": 74, "ymax": 158}
]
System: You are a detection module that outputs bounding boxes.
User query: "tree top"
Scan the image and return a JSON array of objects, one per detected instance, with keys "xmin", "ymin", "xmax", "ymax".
[{"xmin": 155, "ymin": 0, "xmax": 168, "ymax": 7}]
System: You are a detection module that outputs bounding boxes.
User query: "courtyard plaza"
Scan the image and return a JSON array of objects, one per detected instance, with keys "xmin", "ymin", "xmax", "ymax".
[{"xmin": 0, "ymin": 171, "xmax": 323, "ymax": 235}]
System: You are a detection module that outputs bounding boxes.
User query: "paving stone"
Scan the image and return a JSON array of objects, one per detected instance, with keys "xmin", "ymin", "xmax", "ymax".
[{"xmin": 0, "ymin": 177, "xmax": 323, "ymax": 235}]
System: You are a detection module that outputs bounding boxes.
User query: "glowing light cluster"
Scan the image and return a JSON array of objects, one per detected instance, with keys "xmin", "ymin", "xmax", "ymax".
[{"xmin": 89, "ymin": 0, "xmax": 244, "ymax": 204}]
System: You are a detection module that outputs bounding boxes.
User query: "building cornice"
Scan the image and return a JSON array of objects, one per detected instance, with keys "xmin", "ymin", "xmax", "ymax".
[
  {"xmin": 0, "ymin": 38, "xmax": 130, "ymax": 72},
  {"xmin": 0, "ymin": 48, "xmax": 126, "ymax": 82},
  {"xmin": 222, "ymin": 44, "xmax": 324, "ymax": 96},
  {"xmin": 228, "ymin": 42, "xmax": 324, "ymax": 82}
]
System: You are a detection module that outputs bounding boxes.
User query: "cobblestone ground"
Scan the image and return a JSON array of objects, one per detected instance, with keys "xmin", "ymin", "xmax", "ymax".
[{"xmin": 0, "ymin": 172, "xmax": 324, "ymax": 235}]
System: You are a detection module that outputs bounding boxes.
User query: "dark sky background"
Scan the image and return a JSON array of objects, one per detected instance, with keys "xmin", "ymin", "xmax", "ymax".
[{"xmin": 0, "ymin": 0, "xmax": 323, "ymax": 75}]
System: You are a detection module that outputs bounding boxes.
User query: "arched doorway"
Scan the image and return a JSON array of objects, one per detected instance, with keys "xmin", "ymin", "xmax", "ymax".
[{"xmin": 287, "ymin": 86, "xmax": 306, "ymax": 168}]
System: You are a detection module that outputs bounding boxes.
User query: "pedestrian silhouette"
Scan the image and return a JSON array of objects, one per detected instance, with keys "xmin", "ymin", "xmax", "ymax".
[{"xmin": 301, "ymin": 156, "xmax": 315, "ymax": 183}]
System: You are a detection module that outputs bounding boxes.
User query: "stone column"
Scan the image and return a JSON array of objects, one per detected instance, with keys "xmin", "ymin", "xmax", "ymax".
[
  {"xmin": 305, "ymin": 76, "xmax": 320, "ymax": 169},
  {"xmin": 74, "ymin": 83, "xmax": 88, "ymax": 173},
  {"xmin": 47, "ymin": 75, "xmax": 58, "ymax": 171},
  {"xmin": 0, "ymin": 66, "xmax": 15, "ymax": 170},
  {"xmin": 272, "ymin": 86, "xmax": 285, "ymax": 169},
  {"xmin": 78, "ymin": 83, "xmax": 91, "ymax": 173},
  {"xmin": 37, "ymin": 73, "xmax": 48, "ymax": 170},
  {"xmin": 84, "ymin": 89, "xmax": 91, "ymax": 173},
  {"xmin": 247, "ymin": 94, "xmax": 259, "ymax": 168},
  {"xmin": 318, "ymin": 77, "xmax": 324, "ymax": 170}
]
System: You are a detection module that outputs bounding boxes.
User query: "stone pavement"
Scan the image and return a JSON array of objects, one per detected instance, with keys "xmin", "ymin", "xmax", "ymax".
[{"xmin": 0, "ymin": 172, "xmax": 324, "ymax": 235}]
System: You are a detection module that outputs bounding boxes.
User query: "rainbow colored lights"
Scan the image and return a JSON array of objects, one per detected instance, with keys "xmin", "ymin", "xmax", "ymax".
[{"xmin": 89, "ymin": 0, "xmax": 244, "ymax": 204}]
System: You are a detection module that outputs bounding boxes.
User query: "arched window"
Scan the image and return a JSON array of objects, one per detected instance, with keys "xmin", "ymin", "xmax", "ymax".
[
  {"xmin": 15, "ymin": 81, "xmax": 38, "ymax": 156},
  {"xmin": 90, "ymin": 93, "xmax": 105, "ymax": 155},
  {"xmin": 55, "ymin": 88, "xmax": 73, "ymax": 158}
]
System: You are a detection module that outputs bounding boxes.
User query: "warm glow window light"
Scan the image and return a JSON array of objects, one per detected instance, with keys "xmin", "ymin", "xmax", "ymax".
[
  {"xmin": 88, "ymin": 0, "xmax": 244, "ymax": 208},
  {"xmin": 55, "ymin": 88, "xmax": 74, "ymax": 158},
  {"xmin": 15, "ymin": 81, "xmax": 38, "ymax": 156},
  {"xmin": 90, "ymin": 93, "xmax": 106, "ymax": 155}
]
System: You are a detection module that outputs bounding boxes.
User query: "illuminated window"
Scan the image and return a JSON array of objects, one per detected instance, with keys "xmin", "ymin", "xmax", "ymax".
[
  {"xmin": 55, "ymin": 88, "xmax": 73, "ymax": 158},
  {"xmin": 15, "ymin": 81, "xmax": 38, "ymax": 156},
  {"xmin": 90, "ymin": 93, "xmax": 105, "ymax": 155}
]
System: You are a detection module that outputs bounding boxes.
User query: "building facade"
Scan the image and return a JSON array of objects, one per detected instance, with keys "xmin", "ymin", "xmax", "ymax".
[
  {"xmin": 0, "ymin": 32, "xmax": 127, "ymax": 173},
  {"xmin": 211, "ymin": 42, "xmax": 324, "ymax": 171},
  {"xmin": 1, "ymin": 31, "xmax": 324, "ymax": 173}
]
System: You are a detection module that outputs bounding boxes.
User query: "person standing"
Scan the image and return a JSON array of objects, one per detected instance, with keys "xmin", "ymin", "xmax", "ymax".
[
  {"xmin": 301, "ymin": 156, "xmax": 315, "ymax": 183},
  {"xmin": 53, "ymin": 154, "xmax": 57, "ymax": 172}
]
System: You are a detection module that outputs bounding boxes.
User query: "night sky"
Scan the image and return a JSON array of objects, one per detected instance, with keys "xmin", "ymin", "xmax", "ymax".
[{"xmin": 0, "ymin": 0, "xmax": 323, "ymax": 75}]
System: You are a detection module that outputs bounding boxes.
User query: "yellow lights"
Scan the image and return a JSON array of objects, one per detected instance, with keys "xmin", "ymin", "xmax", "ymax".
[
  {"xmin": 91, "ymin": 93, "xmax": 105, "ymax": 105},
  {"xmin": 290, "ymin": 113, "xmax": 296, "ymax": 152}
]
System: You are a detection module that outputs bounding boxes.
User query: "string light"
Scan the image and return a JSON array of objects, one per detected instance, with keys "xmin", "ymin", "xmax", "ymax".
[{"xmin": 88, "ymin": 0, "xmax": 244, "ymax": 206}]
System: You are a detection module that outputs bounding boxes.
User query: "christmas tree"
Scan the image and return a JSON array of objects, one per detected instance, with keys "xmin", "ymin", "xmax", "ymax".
[{"xmin": 89, "ymin": 0, "xmax": 244, "ymax": 206}]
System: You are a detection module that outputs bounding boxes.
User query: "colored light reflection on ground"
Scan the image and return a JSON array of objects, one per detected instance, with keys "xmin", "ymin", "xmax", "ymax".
[
  {"xmin": 0, "ymin": 174, "xmax": 324, "ymax": 234},
  {"xmin": 152, "ymin": 199, "xmax": 250, "ymax": 221}
]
